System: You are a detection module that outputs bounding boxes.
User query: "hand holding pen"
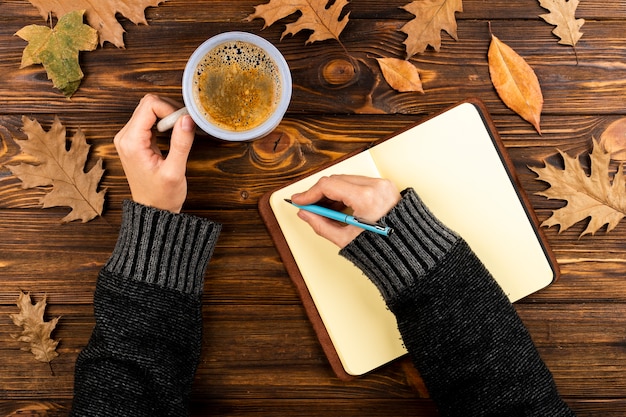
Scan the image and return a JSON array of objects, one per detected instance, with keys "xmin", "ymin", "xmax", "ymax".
[{"xmin": 289, "ymin": 175, "xmax": 401, "ymax": 248}]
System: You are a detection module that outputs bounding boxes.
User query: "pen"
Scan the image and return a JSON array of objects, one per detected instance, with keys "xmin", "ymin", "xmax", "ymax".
[{"xmin": 284, "ymin": 199, "xmax": 393, "ymax": 236}]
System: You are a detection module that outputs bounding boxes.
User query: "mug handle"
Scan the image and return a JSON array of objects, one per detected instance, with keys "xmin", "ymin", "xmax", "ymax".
[{"xmin": 156, "ymin": 107, "xmax": 190, "ymax": 132}]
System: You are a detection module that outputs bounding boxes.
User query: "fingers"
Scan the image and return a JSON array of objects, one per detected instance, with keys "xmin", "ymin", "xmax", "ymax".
[
  {"xmin": 112, "ymin": 94, "xmax": 195, "ymax": 213},
  {"xmin": 290, "ymin": 175, "xmax": 401, "ymax": 248},
  {"xmin": 132, "ymin": 94, "xmax": 178, "ymax": 128},
  {"xmin": 297, "ymin": 209, "xmax": 361, "ymax": 248},
  {"xmin": 291, "ymin": 175, "xmax": 361, "ymax": 207},
  {"xmin": 163, "ymin": 114, "xmax": 196, "ymax": 176}
]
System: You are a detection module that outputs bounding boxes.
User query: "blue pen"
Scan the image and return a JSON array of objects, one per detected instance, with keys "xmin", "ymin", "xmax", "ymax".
[{"xmin": 285, "ymin": 199, "xmax": 393, "ymax": 236}]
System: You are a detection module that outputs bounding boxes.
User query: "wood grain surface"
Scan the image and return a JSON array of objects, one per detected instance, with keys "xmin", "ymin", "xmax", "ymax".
[{"xmin": 2, "ymin": 0, "xmax": 626, "ymax": 415}]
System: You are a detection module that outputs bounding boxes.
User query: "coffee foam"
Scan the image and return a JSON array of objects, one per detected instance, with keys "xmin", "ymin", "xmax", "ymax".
[{"xmin": 192, "ymin": 41, "xmax": 282, "ymax": 132}]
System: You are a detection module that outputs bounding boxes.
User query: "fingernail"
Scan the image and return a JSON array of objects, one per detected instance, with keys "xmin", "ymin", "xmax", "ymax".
[{"xmin": 181, "ymin": 115, "xmax": 195, "ymax": 132}]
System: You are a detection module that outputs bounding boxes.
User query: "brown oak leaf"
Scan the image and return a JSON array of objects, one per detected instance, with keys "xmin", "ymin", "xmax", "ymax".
[
  {"xmin": 376, "ymin": 57, "xmax": 424, "ymax": 93},
  {"xmin": 16, "ymin": 10, "xmax": 98, "ymax": 97},
  {"xmin": 10, "ymin": 291, "xmax": 60, "ymax": 364},
  {"xmin": 538, "ymin": 0, "xmax": 584, "ymax": 48},
  {"xmin": 488, "ymin": 33, "xmax": 543, "ymax": 134},
  {"xmin": 26, "ymin": 0, "xmax": 166, "ymax": 48},
  {"xmin": 529, "ymin": 140, "xmax": 626, "ymax": 236},
  {"xmin": 5, "ymin": 116, "xmax": 106, "ymax": 223},
  {"xmin": 400, "ymin": 0, "xmax": 463, "ymax": 58},
  {"xmin": 245, "ymin": 0, "xmax": 350, "ymax": 44}
]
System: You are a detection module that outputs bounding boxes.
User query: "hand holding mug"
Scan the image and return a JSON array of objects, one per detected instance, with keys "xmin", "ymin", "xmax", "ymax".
[{"xmin": 114, "ymin": 94, "xmax": 195, "ymax": 213}]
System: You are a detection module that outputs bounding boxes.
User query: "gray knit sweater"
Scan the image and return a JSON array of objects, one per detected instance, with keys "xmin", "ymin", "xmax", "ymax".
[
  {"xmin": 341, "ymin": 188, "xmax": 575, "ymax": 417},
  {"xmin": 71, "ymin": 200, "xmax": 221, "ymax": 416},
  {"xmin": 71, "ymin": 191, "xmax": 575, "ymax": 416}
]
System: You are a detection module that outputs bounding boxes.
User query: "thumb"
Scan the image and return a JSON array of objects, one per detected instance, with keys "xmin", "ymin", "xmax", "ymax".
[{"xmin": 166, "ymin": 115, "xmax": 195, "ymax": 169}]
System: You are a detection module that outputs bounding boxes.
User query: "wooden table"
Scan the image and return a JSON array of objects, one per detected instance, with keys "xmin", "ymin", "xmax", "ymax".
[{"xmin": 2, "ymin": 0, "xmax": 626, "ymax": 415}]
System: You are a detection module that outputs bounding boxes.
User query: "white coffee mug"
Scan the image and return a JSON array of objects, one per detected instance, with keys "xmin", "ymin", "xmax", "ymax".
[{"xmin": 157, "ymin": 32, "xmax": 292, "ymax": 141}]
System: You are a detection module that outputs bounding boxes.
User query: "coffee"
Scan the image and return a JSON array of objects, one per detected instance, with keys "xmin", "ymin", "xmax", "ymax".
[{"xmin": 192, "ymin": 40, "xmax": 282, "ymax": 132}]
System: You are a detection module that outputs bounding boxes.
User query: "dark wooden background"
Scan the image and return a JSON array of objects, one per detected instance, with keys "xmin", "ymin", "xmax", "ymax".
[{"xmin": 2, "ymin": 0, "xmax": 626, "ymax": 415}]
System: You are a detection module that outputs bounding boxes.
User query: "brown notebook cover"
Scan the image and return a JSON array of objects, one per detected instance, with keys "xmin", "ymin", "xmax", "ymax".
[{"xmin": 258, "ymin": 98, "xmax": 560, "ymax": 380}]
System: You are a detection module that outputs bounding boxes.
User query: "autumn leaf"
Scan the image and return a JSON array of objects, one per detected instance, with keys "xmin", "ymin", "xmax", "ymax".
[
  {"xmin": 26, "ymin": 0, "xmax": 166, "ymax": 48},
  {"xmin": 5, "ymin": 116, "xmax": 106, "ymax": 223},
  {"xmin": 16, "ymin": 10, "xmax": 98, "ymax": 97},
  {"xmin": 399, "ymin": 0, "xmax": 463, "ymax": 58},
  {"xmin": 600, "ymin": 118, "xmax": 626, "ymax": 161},
  {"xmin": 245, "ymin": 0, "xmax": 350, "ymax": 44},
  {"xmin": 488, "ymin": 33, "xmax": 543, "ymax": 134},
  {"xmin": 10, "ymin": 291, "xmax": 60, "ymax": 364},
  {"xmin": 529, "ymin": 140, "xmax": 626, "ymax": 236},
  {"xmin": 538, "ymin": 0, "xmax": 584, "ymax": 49},
  {"xmin": 376, "ymin": 58, "xmax": 424, "ymax": 93}
]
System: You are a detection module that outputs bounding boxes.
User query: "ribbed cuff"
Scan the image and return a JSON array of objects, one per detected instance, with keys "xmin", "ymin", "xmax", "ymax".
[
  {"xmin": 340, "ymin": 188, "xmax": 459, "ymax": 303},
  {"xmin": 104, "ymin": 200, "xmax": 222, "ymax": 296}
]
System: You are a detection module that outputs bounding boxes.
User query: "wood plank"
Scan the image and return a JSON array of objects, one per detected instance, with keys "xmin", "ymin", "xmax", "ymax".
[
  {"xmin": 1, "ymin": 19, "xmax": 625, "ymax": 116},
  {"xmin": 2, "ymin": 0, "xmax": 626, "ymax": 415}
]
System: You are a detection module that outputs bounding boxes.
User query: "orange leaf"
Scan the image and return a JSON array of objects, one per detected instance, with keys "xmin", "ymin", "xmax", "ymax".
[
  {"xmin": 488, "ymin": 34, "xmax": 543, "ymax": 134},
  {"xmin": 376, "ymin": 58, "xmax": 424, "ymax": 93},
  {"xmin": 245, "ymin": 0, "xmax": 350, "ymax": 45},
  {"xmin": 530, "ymin": 140, "xmax": 626, "ymax": 236},
  {"xmin": 400, "ymin": 0, "xmax": 463, "ymax": 58},
  {"xmin": 599, "ymin": 118, "xmax": 626, "ymax": 161}
]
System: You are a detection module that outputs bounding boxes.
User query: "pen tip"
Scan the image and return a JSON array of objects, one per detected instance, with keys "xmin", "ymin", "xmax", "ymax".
[{"xmin": 284, "ymin": 199, "xmax": 292, "ymax": 204}]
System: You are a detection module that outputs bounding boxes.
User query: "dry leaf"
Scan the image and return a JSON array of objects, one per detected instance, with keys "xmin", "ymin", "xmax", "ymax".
[
  {"xmin": 399, "ymin": 0, "xmax": 463, "ymax": 58},
  {"xmin": 6, "ymin": 116, "xmax": 106, "ymax": 223},
  {"xmin": 26, "ymin": 0, "xmax": 166, "ymax": 48},
  {"xmin": 600, "ymin": 118, "xmax": 626, "ymax": 161},
  {"xmin": 538, "ymin": 0, "xmax": 584, "ymax": 48},
  {"xmin": 376, "ymin": 57, "xmax": 424, "ymax": 93},
  {"xmin": 10, "ymin": 291, "xmax": 60, "ymax": 364},
  {"xmin": 488, "ymin": 33, "xmax": 543, "ymax": 134},
  {"xmin": 529, "ymin": 140, "xmax": 626, "ymax": 236},
  {"xmin": 15, "ymin": 10, "xmax": 98, "ymax": 97},
  {"xmin": 245, "ymin": 0, "xmax": 350, "ymax": 44}
]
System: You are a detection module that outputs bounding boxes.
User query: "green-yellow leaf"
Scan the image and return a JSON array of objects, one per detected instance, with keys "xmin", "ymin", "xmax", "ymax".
[{"xmin": 15, "ymin": 10, "xmax": 98, "ymax": 97}]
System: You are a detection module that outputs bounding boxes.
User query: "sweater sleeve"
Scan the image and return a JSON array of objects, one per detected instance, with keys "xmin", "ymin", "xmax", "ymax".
[
  {"xmin": 340, "ymin": 188, "xmax": 575, "ymax": 417},
  {"xmin": 70, "ymin": 200, "xmax": 221, "ymax": 417}
]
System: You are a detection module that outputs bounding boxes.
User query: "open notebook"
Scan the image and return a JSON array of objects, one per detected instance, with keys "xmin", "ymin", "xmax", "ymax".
[{"xmin": 259, "ymin": 99, "xmax": 559, "ymax": 380}]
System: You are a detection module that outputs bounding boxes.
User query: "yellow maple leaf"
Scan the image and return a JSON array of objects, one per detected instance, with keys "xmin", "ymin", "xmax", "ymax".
[
  {"xmin": 530, "ymin": 140, "xmax": 626, "ymax": 236},
  {"xmin": 26, "ymin": 0, "xmax": 166, "ymax": 48},
  {"xmin": 10, "ymin": 292, "xmax": 60, "ymax": 364},
  {"xmin": 5, "ymin": 116, "xmax": 106, "ymax": 223},
  {"xmin": 399, "ymin": 0, "xmax": 463, "ymax": 58},
  {"xmin": 245, "ymin": 0, "xmax": 350, "ymax": 44}
]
